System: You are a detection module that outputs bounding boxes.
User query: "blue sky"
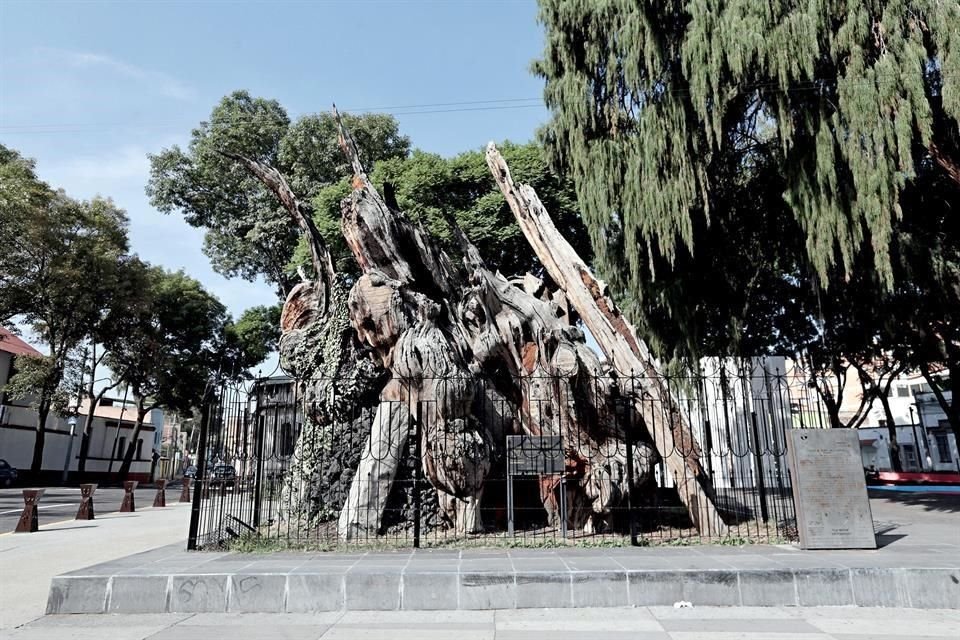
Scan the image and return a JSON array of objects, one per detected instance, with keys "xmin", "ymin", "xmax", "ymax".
[{"xmin": 0, "ymin": 0, "xmax": 550, "ymax": 328}]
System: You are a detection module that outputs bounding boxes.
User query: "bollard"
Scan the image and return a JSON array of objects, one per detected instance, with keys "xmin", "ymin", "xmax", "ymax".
[
  {"xmin": 152, "ymin": 479, "xmax": 167, "ymax": 507},
  {"xmin": 179, "ymin": 477, "xmax": 191, "ymax": 503},
  {"xmin": 76, "ymin": 484, "xmax": 97, "ymax": 520},
  {"xmin": 15, "ymin": 489, "xmax": 45, "ymax": 533},
  {"xmin": 120, "ymin": 480, "xmax": 138, "ymax": 512}
]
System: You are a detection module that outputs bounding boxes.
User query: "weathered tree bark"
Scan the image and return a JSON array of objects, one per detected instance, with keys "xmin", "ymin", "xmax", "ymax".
[
  {"xmin": 79, "ymin": 345, "xmax": 123, "ymax": 477},
  {"xmin": 224, "ymin": 150, "xmax": 384, "ymax": 528},
  {"xmin": 333, "ymin": 112, "xmax": 657, "ymax": 539},
  {"xmin": 337, "ymin": 379, "xmax": 410, "ymax": 538},
  {"xmin": 247, "ymin": 111, "xmax": 715, "ymax": 539},
  {"xmin": 486, "ymin": 143, "xmax": 728, "ymax": 535},
  {"xmin": 117, "ymin": 396, "xmax": 152, "ymax": 482}
]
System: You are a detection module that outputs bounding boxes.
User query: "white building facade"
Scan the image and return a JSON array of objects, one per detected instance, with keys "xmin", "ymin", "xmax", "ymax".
[{"xmin": 0, "ymin": 328, "xmax": 157, "ymax": 482}]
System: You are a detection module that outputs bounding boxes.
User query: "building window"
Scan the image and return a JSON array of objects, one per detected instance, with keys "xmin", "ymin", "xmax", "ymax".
[
  {"xmin": 280, "ymin": 422, "xmax": 296, "ymax": 457},
  {"xmin": 896, "ymin": 387, "xmax": 910, "ymax": 398},
  {"xmin": 116, "ymin": 436, "xmax": 126, "ymax": 459},
  {"xmin": 136, "ymin": 439, "xmax": 143, "ymax": 460},
  {"xmin": 934, "ymin": 432, "xmax": 952, "ymax": 464},
  {"xmin": 902, "ymin": 444, "xmax": 920, "ymax": 471}
]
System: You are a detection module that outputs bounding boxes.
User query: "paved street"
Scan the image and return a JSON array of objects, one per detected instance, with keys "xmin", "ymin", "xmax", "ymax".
[
  {"xmin": 8, "ymin": 606, "xmax": 960, "ymax": 639},
  {"xmin": 0, "ymin": 485, "xmax": 181, "ymax": 533},
  {"xmin": 867, "ymin": 488, "xmax": 960, "ymax": 542}
]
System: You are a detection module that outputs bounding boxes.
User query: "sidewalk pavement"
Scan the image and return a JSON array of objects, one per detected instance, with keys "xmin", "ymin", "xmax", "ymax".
[
  {"xmin": 0, "ymin": 501, "xmax": 190, "ymax": 630},
  {"xmin": 8, "ymin": 606, "xmax": 960, "ymax": 639}
]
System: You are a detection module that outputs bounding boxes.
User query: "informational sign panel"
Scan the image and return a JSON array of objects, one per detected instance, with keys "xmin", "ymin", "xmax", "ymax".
[
  {"xmin": 506, "ymin": 435, "xmax": 564, "ymax": 476},
  {"xmin": 505, "ymin": 435, "xmax": 566, "ymax": 537},
  {"xmin": 786, "ymin": 429, "xmax": 877, "ymax": 550}
]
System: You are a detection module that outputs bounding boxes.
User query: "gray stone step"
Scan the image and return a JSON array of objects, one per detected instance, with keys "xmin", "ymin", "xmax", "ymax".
[{"xmin": 46, "ymin": 546, "xmax": 960, "ymax": 613}]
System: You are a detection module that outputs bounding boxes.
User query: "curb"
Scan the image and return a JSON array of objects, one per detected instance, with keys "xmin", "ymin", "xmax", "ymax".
[{"xmin": 46, "ymin": 565, "xmax": 960, "ymax": 613}]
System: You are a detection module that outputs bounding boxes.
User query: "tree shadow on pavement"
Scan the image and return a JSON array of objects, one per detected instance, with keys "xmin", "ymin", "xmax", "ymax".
[{"xmin": 868, "ymin": 489, "xmax": 960, "ymax": 514}]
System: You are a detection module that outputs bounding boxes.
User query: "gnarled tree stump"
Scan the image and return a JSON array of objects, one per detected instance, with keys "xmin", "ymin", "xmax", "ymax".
[{"xmin": 237, "ymin": 111, "xmax": 725, "ymax": 540}]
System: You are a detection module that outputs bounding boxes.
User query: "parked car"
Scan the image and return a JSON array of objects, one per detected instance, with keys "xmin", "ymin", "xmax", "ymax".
[
  {"xmin": 0, "ymin": 459, "xmax": 17, "ymax": 487},
  {"xmin": 209, "ymin": 464, "xmax": 236, "ymax": 488},
  {"xmin": 183, "ymin": 465, "xmax": 198, "ymax": 479}
]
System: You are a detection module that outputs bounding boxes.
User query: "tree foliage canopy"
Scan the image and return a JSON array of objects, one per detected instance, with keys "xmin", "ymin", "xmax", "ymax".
[
  {"xmin": 535, "ymin": 0, "xmax": 960, "ymax": 362},
  {"xmin": 1, "ymin": 143, "xmax": 277, "ymax": 474},
  {"xmin": 222, "ymin": 304, "xmax": 282, "ymax": 375},
  {"xmin": 308, "ymin": 141, "xmax": 592, "ymax": 278},
  {"xmin": 105, "ymin": 264, "xmax": 242, "ymax": 422},
  {"xmin": 147, "ymin": 91, "xmax": 410, "ymax": 294},
  {"xmin": 0, "ymin": 144, "xmax": 137, "ymax": 470}
]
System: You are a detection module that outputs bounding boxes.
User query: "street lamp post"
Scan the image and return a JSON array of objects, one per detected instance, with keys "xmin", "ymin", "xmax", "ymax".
[
  {"xmin": 61, "ymin": 416, "xmax": 78, "ymax": 485},
  {"xmin": 908, "ymin": 405, "xmax": 924, "ymax": 471}
]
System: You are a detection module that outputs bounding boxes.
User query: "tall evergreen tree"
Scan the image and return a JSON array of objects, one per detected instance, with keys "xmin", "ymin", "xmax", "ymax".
[{"xmin": 534, "ymin": 1, "xmax": 959, "ymax": 371}]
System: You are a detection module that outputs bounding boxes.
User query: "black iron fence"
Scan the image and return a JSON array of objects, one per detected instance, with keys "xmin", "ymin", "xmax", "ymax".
[{"xmin": 187, "ymin": 361, "xmax": 832, "ymax": 550}]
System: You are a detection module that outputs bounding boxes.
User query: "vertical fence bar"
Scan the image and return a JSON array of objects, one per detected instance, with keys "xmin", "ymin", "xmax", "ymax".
[
  {"xmin": 506, "ymin": 476, "xmax": 514, "ymax": 537},
  {"xmin": 187, "ymin": 382, "xmax": 214, "ymax": 550},
  {"xmin": 623, "ymin": 396, "xmax": 638, "ymax": 546},
  {"xmin": 750, "ymin": 410, "xmax": 770, "ymax": 523},
  {"xmin": 413, "ymin": 400, "xmax": 423, "ymax": 549},
  {"xmin": 699, "ymin": 374, "xmax": 715, "ymax": 483},
  {"xmin": 252, "ymin": 382, "xmax": 265, "ymax": 529},
  {"xmin": 719, "ymin": 364, "xmax": 734, "ymax": 481}
]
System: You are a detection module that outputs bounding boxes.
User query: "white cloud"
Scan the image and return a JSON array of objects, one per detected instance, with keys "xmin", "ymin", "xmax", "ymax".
[{"xmin": 39, "ymin": 47, "xmax": 193, "ymax": 101}]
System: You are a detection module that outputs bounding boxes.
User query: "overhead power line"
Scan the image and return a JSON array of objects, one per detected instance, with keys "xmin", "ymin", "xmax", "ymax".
[
  {"xmin": 0, "ymin": 73, "xmax": 936, "ymax": 136},
  {"xmin": 0, "ymin": 99, "xmax": 547, "ymax": 135}
]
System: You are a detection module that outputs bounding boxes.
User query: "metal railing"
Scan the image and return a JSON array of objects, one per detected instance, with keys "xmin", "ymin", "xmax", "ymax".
[{"xmin": 187, "ymin": 361, "xmax": 831, "ymax": 550}]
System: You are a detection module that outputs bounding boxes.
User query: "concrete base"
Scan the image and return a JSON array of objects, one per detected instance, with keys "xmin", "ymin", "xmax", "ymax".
[{"xmin": 47, "ymin": 544, "xmax": 960, "ymax": 614}]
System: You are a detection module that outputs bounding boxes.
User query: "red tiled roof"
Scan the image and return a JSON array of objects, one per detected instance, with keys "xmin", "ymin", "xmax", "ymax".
[{"xmin": 0, "ymin": 328, "xmax": 43, "ymax": 357}]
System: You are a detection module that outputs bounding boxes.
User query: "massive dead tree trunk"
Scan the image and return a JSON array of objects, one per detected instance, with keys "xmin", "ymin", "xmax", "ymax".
[
  {"xmin": 333, "ymin": 111, "xmax": 660, "ymax": 539},
  {"xmin": 486, "ymin": 143, "xmax": 727, "ymax": 535},
  {"xmin": 254, "ymin": 112, "xmax": 723, "ymax": 539},
  {"xmin": 224, "ymin": 150, "xmax": 384, "ymax": 528}
]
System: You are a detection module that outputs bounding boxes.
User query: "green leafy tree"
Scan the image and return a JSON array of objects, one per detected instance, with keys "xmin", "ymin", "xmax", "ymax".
[
  {"xmin": 876, "ymin": 170, "xmax": 960, "ymax": 441},
  {"xmin": 0, "ymin": 146, "xmax": 54, "ymax": 325},
  {"xmin": 783, "ymin": 118, "xmax": 960, "ymax": 443},
  {"xmin": 307, "ymin": 141, "xmax": 593, "ymax": 278},
  {"xmin": 0, "ymin": 147, "xmax": 131, "ymax": 473},
  {"xmin": 147, "ymin": 91, "xmax": 410, "ymax": 296},
  {"xmin": 4, "ymin": 353, "xmax": 80, "ymax": 427},
  {"xmin": 76, "ymin": 254, "xmax": 155, "ymax": 476},
  {"xmin": 534, "ymin": 0, "xmax": 958, "ymax": 340},
  {"xmin": 109, "ymin": 266, "xmax": 277, "ymax": 480},
  {"xmin": 219, "ymin": 304, "xmax": 282, "ymax": 378},
  {"xmin": 109, "ymin": 266, "xmax": 227, "ymax": 481},
  {"xmin": 534, "ymin": 0, "xmax": 960, "ymax": 425},
  {"xmin": 536, "ymin": 0, "xmax": 957, "ymax": 284}
]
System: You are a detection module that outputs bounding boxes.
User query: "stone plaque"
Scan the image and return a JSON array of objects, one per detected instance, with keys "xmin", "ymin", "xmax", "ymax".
[
  {"xmin": 786, "ymin": 429, "xmax": 877, "ymax": 550},
  {"xmin": 506, "ymin": 435, "xmax": 564, "ymax": 476}
]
